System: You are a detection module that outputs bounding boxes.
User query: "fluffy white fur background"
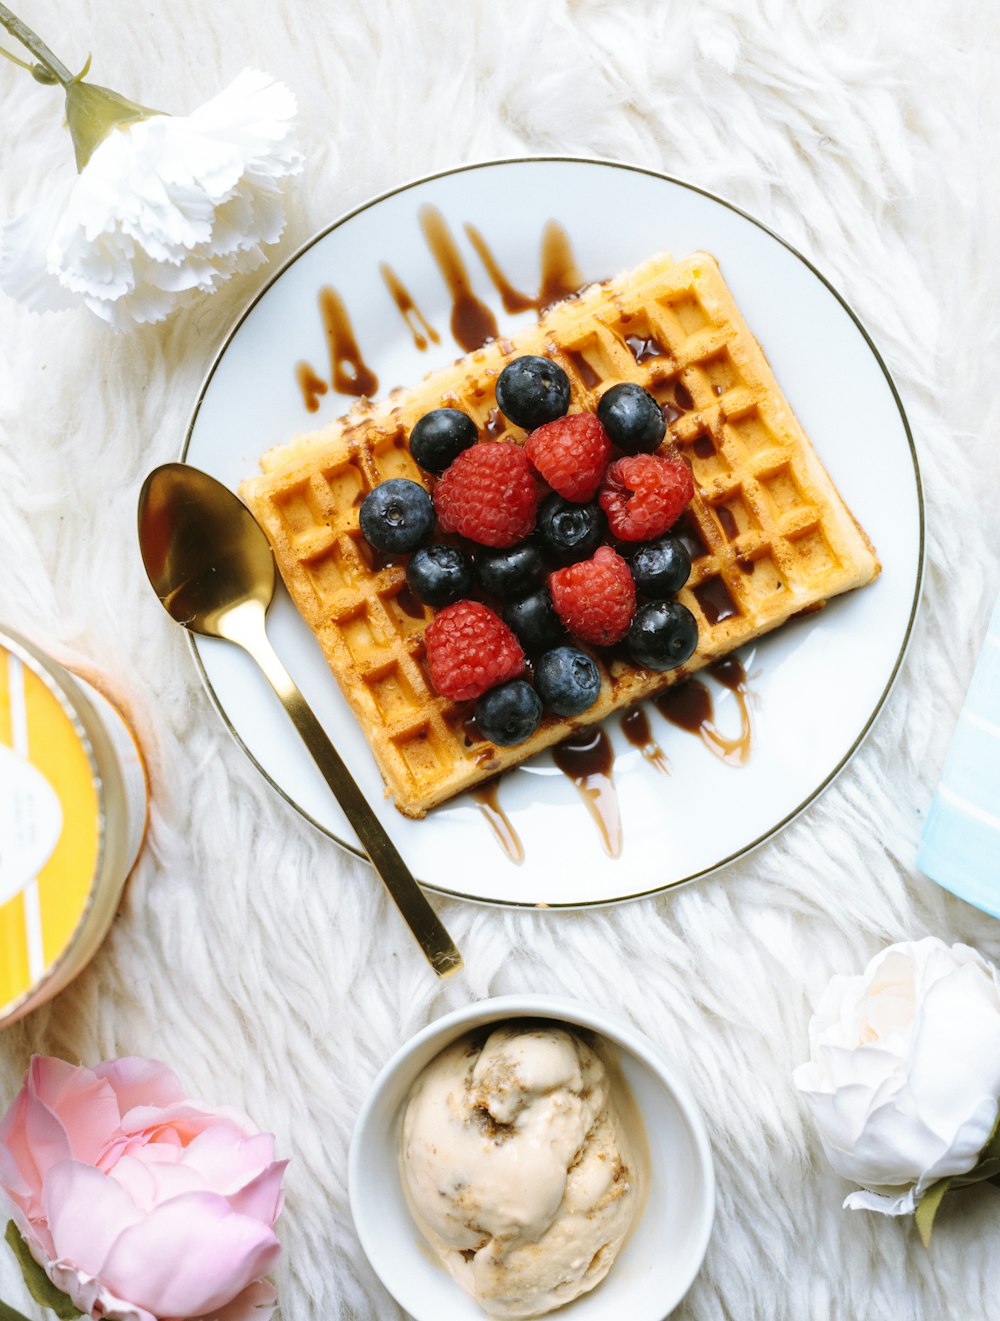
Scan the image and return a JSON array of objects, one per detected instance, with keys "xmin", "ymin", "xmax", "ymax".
[{"xmin": 2, "ymin": 1, "xmax": 999, "ymax": 1317}]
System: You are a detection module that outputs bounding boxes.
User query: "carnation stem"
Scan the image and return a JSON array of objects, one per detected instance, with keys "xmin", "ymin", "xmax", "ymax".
[
  {"xmin": 0, "ymin": 1300, "xmax": 31, "ymax": 1321},
  {"xmin": 0, "ymin": 3, "xmax": 73, "ymax": 85}
]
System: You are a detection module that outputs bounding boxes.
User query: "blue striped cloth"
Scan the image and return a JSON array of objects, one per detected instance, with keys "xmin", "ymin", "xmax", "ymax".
[{"xmin": 917, "ymin": 593, "xmax": 1000, "ymax": 915}]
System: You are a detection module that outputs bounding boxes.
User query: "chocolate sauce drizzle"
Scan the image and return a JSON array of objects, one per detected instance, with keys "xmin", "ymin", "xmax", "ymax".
[
  {"xmin": 619, "ymin": 708, "xmax": 670, "ymax": 774},
  {"xmin": 465, "ymin": 218, "xmax": 585, "ymax": 316},
  {"xmin": 552, "ymin": 728, "xmax": 622, "ymax": 858},
  {"xmin": 419, "ymin": 204, "xmax": 499, "ymax": 351},
  {"xmin": 318, "ymin": 286, "xmax": 379, "ymax": 398},
  {"xmin": 379, "ymin": 262, "xmax": 440, "ymax": 352},
  {"xmin": 473, "ymin": 784, "xmax": 525, "ymax": 866},
  {"xmin": 295, "ymin": 212, "xmax": 588, "ymax": 406},
  {"xmin": 294, "ymin": 361, "xmax": 328, "ymax": 413},
  {"xmin": 653, "ymin": 657, "xmax": 753, "ymax": 766}
]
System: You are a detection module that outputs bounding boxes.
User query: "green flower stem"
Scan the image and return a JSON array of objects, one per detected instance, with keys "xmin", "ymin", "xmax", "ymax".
[
  {"xmin": 0, "ymin": 2, "xmax": 72, "ymax": 84},
  {"xmin": 0, "ymin": 1300, "xmax": 31, "ymax": 1321}
]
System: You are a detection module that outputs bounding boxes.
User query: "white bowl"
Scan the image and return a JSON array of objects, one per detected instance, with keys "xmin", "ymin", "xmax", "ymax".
[{"xmin": 348, "ymin": 995, "xmax": 715, "ymax": 1320}]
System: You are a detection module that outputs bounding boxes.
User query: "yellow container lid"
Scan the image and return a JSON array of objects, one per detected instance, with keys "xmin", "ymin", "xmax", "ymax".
[{"xmin": 0, "ymin": 630, "xmax": 145, "ymax": 1024}]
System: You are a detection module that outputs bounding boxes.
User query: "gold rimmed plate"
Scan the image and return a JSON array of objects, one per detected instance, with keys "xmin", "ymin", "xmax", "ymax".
[{"xmin": 181, "ymin": 156, "xmax": 923, "ymax": 908}]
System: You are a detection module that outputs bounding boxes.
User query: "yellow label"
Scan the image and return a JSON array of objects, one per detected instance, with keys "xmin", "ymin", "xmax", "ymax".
[{"xmin": 0, "ymin": 646, "xmax": 99, "ymax": 1012}]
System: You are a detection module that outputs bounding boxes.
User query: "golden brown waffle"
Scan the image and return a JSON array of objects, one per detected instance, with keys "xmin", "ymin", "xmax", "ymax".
[{"xmin": 240, "ymin": 252, "xmax": 880, "ymax": 817}]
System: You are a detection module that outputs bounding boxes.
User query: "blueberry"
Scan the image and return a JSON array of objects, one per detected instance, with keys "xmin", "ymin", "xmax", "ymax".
[
  {"xmin": 629, "ymin": 535, "xmax": 691, "ymax": 598},
  {"xmin": 476, "ymin": 542, "xmax": 545, "ymax": 599},
  {"xmin": 536, "ymin": 493, "xmax": 606, "ymax": 565},
  {"xmin": 359, "ymin": 479, "xmax": 435, "ymax": 554},
  {"xmin": 502, "ymin": 588, "xmax": 566, "ymax": 654},
  {"xmin": 475, "ymin": 679, "xmax": 543, "ymax": 746},
  {"xmin": 534, "ymin": 647, "xmax": 602, "ymax": 717},
  {"xmin": 626, "ymin": 601, "xmax": 699, "ymax": 671},
  {"xmin": 408, "ymin": 409, "xmax": 478, "ymax": 474},
  {"xmin": 405, "ymin": 545, "xmax": 474, "ymax": 606},
  {"xmin": 495, "ymin": 355, "xmax": 571, "ymax": 430},
  {"xmin": 597, "ymin": 382, "xmax": 666, "ymax": 454}
]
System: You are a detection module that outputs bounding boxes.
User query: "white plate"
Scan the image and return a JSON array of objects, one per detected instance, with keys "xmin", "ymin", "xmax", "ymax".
[{"xmin": 183, "ymin": 156, "xmax": 923, "ymax": 908}]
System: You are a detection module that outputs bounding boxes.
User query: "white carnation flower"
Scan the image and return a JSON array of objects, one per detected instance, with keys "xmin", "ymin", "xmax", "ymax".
[{"xmin": 0, "ymin": 64, "xmax": 302, "ymax": 329}]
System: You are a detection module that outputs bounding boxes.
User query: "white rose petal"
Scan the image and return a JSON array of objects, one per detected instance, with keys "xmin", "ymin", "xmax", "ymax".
[
  {"xmin": 793, "ymin": 937, "xmax": 1000, "ymax": 1216},
  {"xmin": 0, "ymin": 68, "xmax": 303, "ymax": 330}
]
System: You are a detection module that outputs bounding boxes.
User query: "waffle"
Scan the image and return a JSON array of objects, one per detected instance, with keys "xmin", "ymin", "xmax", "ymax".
[{"xmin": 240, "ymin": 251, "xmax": 880, "ymax": 817}]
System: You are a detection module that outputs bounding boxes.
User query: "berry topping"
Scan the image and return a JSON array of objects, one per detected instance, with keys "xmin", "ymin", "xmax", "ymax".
[
  {"xmin": 549, "ymin": 546, "xmax": 636, "ymax": 647},
  {"xmin": 598, "ymin": 452, "xmax": 694, "ymax": 542},
  {"xmin": 424, "ymin": 601, "xmax": 525, "ymax": 702},
  {"xmin": 627, "ymin": 601, "xmax": 699, "ymax": 671},
  {"xmin": 406, "ymin": 544, "xmax": 474, "ymax": 607},
  {"xmin": 476, "ymin": 542, "xmax": 545, "ymax": 599},
  {"xmin": 474, "ymin": 679, "xmax": 543, "ymax": 747},
  {"xmin": 434, "ymin": 442, "xmax": 538, "ymax": 548},
  {"xmin": 409, "ymin": 408, "xmax": 478, "ymax": 474},
  {"xmin": 524, "ymin": 413, "xmax": 611, "ymax": 502},
  {"xmin": 495, "ymin": 355, "xmax": 571, "ymax": 430},
  {"xmin": 502, "ymin": 588, "xmax": 566, "ymax": 655},
  {"xmin": 629, "ymin": 534, "xmax": 692, "ymax": 599},
  {"xmin": 359, "ymin": 478, "xmax": 435, "ymax": 554},
  {"xmin": 597, "ymin": 382, "xmax": 667, "ymax": 454},
  {"xmin": 536, "ymin": 493, "xmax": 607, "ymax": 565},
  {"xmin": 534, "ymin": 646, "xmax": 602, "ymax": 717}
]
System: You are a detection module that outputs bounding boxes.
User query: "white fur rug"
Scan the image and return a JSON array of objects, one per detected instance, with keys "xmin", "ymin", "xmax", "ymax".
[{"xmin": 2, "ymin": 1, "xmax": 1000, "ymax": 1317}]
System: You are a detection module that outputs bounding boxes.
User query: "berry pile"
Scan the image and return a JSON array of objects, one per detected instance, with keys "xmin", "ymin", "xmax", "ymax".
[{"xmin": 357, "ymin": 357, "xmax": 700, "ymax": 747}]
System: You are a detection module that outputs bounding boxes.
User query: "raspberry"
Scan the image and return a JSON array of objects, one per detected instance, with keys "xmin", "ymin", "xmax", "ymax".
[
  {"xmin": 598, "ymin": 452, "xmax": 694, "ymax": 541},
  {"xmin": 549, "ymin": 546, "xmax": 636, "ymax": 647},
  {"xmin": 434, "ymin": 442, "xmax": 537, "ymax": 547},
  {"xmin": 424, "ymin": 600, "xmax": 525, "ymax": 701},
  {"xmin": 524, "ymin": 413, "xmax": 611, "ymax": 502}
]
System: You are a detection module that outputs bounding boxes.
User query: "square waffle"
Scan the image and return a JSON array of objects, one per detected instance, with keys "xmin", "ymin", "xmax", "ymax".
[{"xmin": 240, "ymin": 252, "xmax": 880, "ymax": 817}]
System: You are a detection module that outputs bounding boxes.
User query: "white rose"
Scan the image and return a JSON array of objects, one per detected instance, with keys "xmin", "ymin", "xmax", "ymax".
[
  {"xmin": 0, "ymin": 68, "xmax": 303, "ymax": 330},
  {"xmin": 793, "ymin": 937, "xmax": 1000, "ymax": 1215}
]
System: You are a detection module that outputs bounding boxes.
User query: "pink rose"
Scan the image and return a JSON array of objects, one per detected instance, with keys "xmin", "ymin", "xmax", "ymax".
[{"xmin": 0, "ymin": 1056, "xmax": 286, "ymax": 1321}]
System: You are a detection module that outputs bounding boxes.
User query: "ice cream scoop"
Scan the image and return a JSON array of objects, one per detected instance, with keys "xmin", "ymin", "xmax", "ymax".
[{"xmin": 399, "ymin": 1023, "xmax": 641, "ymax": 1318}]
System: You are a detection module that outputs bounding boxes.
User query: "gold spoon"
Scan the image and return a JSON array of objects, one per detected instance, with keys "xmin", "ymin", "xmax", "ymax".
[{"xmin": 137, "ymin": 462, "xmax": 463, "ymax": 979}]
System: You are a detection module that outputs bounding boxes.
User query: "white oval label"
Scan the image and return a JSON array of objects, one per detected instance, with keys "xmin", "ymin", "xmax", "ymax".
[{"xmin": 0, "ymin": 744, "xmax": 63, "ymax": 906}]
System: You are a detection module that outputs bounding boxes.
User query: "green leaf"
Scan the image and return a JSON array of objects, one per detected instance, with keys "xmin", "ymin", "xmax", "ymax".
[
  {"xmin": 0, "ymin": 1298, "xmax": 33, "ymax": 1321},
  {"xmin": 952, "ymin": 1156, "xmax": 1000, "ymax": 1188},
  {"xmin": 4, "ymin": 1222, "xmax": 82, "ymax": 1319},
  {"xmin": 915, "ymin": 1178, "xmax": 951, "ymax": 1248}
]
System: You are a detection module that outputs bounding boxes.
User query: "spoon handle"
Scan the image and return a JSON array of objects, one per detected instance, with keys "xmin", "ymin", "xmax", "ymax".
[{"xmin": 237, "ymin": 618, "xmax": 463, "ymax": 979}]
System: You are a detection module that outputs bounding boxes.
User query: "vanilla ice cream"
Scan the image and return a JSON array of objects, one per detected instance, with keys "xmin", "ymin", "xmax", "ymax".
[{"xmin": 399, "ymin": 1022, "xmax": 642, "ymax": 1318}]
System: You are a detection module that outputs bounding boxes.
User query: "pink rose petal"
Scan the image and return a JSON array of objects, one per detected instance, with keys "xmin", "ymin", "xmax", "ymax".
[
  {"xmin": 93, "ymin": 1057, "xmax": 187, "ymax": 1115},
  {"xmin": 225, "ymin": 1160, "xmax": 288, "ymax": 1224},
  {"xmin": 29, "ymin": 1056, "xmax": 121, "ymax": 1167},
  {"xmin": 100, "ymin": 1190, "xmax": 280, "ymax": 1315},
  {"xmin": 42, "ymin": 1159, "xmax": 143, "ymax": 1276},
  {"xmin": 0, "ymin": 1087, "xmax": 37, "ymax": 1210},
  {"xmin": 114, "ymin": 1151, "xmax": 207, "ymax": 1210},
  {"xmin": 181, "ymin": 1127, "xmax": 276, "ymax": 1190},
  {"xmin": 120, "ymin": 1101, "xmax": 257, "ymax": 1142}
]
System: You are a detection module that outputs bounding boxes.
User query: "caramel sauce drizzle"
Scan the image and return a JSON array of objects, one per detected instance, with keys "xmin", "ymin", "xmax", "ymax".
[
  {"xmin": 552, "ymin": 728, "xmax": 622, "ymax": 858},
  {"xmin": 465, "ymin": 219, "xmax": 585, "ymax": 316},
  {"xmin": 419, "ymin": 204, "xmax": 499, "ymax": 351},
  {"xmin": 473, "ymin": 784, "xmax": 525, "ymax": 866},
  {"xmin": 653, "ymin": 657, "xmax": 753, "ymax": 767},
  {"xmin": 379, "ymin": 261, "xmax": 440, "ymax": 352},
  {"xmin": 294, "ymin": 361, "xmax": 328, "ymax": 413}
]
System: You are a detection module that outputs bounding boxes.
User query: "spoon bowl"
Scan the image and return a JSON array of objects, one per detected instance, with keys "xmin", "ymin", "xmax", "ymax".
[
  {"xmin": 138, "ymin": 462, "xmax": 275, "ymax": 637},
  {"xmin": 137, "ymin": 462, "xmax": 463, "ymax": 979}
]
